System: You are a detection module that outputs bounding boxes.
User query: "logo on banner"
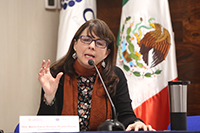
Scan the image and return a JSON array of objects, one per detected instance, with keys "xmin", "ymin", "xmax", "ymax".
[
  {"xmin": 118, "ymin": 17, "xmax": 171, "ymax": 78},
  {"xmin": 61, "ymin": 0, "xmax": 82, "ymax": 10},
  {"xmin": 61, "ymin": 0, "xmax": 95, "ymax": 21}
]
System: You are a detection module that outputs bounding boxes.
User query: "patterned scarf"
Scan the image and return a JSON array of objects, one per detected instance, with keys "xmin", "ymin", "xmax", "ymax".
[{"xmin": 62, "ymin": 60, "xmax": 112, "ymax": 131}]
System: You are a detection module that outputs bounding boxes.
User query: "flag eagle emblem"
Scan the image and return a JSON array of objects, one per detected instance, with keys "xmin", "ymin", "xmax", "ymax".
[{"xmin": 118, "ymin": 17, "xmax": 171, "ymax": 78}]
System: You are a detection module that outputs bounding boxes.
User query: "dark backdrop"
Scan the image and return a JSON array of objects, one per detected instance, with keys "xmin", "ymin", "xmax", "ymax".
[{"xmin": 97, "ymin": 0, "xmax": 200, "ymax": 116}]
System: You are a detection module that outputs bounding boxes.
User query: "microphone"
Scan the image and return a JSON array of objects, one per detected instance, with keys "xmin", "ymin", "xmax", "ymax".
[{"xmin": 88, "ymin": 60, "xmax": 125, "ymax": 131}]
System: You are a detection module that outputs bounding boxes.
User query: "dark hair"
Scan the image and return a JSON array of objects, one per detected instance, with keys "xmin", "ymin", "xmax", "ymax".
[{"xmin": 50, "ymin": 19, "xmax": 118, "ymax": 96}]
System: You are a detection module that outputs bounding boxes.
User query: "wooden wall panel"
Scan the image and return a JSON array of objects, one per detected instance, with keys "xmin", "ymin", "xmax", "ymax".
[
  {"xmin": 97, "ymin": 0, "xmax": 200, "ymax": 116},
  {"xmin": 183, "ymin": 20, "xmax": 200, "ymax": 43},
  {"xmin": 169, "ymin": 0, "xmax": 200, "ymax": 116},
  {"xmin": 97, "ymin": 0, "xmax": 122, "ymax": 38}
]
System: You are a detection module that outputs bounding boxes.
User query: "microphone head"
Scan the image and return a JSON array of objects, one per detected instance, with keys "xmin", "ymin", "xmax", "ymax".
[
  {"xmin": 97, "ymin": 119, "xmax": 125, "ymax": 131},
  {"xmin": 88, "ymin": 60, "xmax": 94, "ymax": 66}
]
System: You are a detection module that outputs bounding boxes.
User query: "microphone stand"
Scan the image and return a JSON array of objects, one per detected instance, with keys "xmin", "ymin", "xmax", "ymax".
[{"xmin": 88, "ymin": 60, "xmax": 125, "ymax": 131}]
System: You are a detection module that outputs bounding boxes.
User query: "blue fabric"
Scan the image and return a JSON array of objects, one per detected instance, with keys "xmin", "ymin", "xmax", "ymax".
[
  {"xmin": 15, "ymin": 116, "xmax": 200, "ymax": 132},
  {"xmin": 14, "ymin": 123, "xmax": 19, "ymax": 133},
  {"xmin": 167, "ymin": 116, "xmax": 200, "ymax": 131}
]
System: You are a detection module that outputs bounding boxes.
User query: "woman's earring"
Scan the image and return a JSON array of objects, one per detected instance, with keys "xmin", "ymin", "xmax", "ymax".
[
  {"xmin": 101, "ymin": 60, "xmax": 106, "ymax": 68},
  {"xmin": 72, "ymin": 52, "xmax": 77, "ymax": 59}
]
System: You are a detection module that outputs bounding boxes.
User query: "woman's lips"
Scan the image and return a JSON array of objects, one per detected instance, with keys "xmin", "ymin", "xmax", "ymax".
[{"xmin": 85, "ymin": 54, "xmax": 95, "ymax": 58}]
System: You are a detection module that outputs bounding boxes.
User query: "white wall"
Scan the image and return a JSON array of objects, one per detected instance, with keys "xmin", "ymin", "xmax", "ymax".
[{"xmin": 0, "ymin": 0, "xmax": 59, "ymax": 132}]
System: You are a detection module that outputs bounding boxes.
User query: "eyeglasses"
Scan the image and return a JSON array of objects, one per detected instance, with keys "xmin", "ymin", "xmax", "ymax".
[{"xmin": 79, "ymin": 35, "xmax": 108, "ymax": 49}]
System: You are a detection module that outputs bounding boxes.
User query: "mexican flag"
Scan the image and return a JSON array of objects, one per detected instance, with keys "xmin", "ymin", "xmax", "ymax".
[
  {"xmin": 116, "ymin": 0, "xmax": 178, "ymax": 130},
  {"xmin": 56, "ymin": 0, "xmax": 96, "ymax": 60}
]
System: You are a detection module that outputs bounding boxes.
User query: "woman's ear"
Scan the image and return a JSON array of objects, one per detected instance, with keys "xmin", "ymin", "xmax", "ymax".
[
  {"xmin": 104, "ymin": 49, "xmax": 111, "ymax": 59},
  {"xmin": 73, "ymin": 39, "xmax": 77, "ymax": 51}
]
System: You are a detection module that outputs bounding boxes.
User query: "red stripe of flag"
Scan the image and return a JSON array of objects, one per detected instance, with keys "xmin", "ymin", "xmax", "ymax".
[{"xmin": 134, "ymin": 77, "xmax": 178, "ymax": 130}]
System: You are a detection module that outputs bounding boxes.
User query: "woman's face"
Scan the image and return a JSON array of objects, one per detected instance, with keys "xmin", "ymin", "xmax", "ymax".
[{"xmin": 74, "ymin": 28, "xmax": 110, "ymax": 69}]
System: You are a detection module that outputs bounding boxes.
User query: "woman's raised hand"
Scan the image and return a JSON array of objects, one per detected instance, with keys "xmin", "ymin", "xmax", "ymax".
[{"xmin": 38, "ymin": 60, "xmax": 63, "ymax": 104}]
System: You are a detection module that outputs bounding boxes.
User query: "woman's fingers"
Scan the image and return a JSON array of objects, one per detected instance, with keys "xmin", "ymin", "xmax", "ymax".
[
  {"xmin": 38, "ymin": 60, "xmax": 52, "ymax": 84},
  {"xmin": 125, "ymin": 124, "xmax": 133, "ymax": 131},
  {"xmin": 38, "ymin": 60, "xmax": 51, "ymax": 75},
  {"xmin": 55, "ymin": 72, "xmax": 64, "ymax": 83},
  {"xmin": 126, "ymin": 121, "xmax": 156, "ymax": 131},
  {"xmin": 147, "ymin": 125, "xmax": 156, "ymax": 131},
  {"xmin": 40, "ymin": 60, "xmax": 46, "ymax": 68},
  {"xmin": 38, "ymin": 60, "xmax": 46, "ymax": 75},
  {"xmin": 45, "ymin": 59, "xmax": 51, "ymax": 73}
]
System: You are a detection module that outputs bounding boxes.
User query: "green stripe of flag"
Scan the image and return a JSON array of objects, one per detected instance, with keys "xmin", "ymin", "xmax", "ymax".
[
  {"xmin": 117, "ymin": 0, "xmax": 129, "ymax": 47},
  {"xmin": 122, "ymin": 0, "xmax": 129, "ymax": 6}
]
